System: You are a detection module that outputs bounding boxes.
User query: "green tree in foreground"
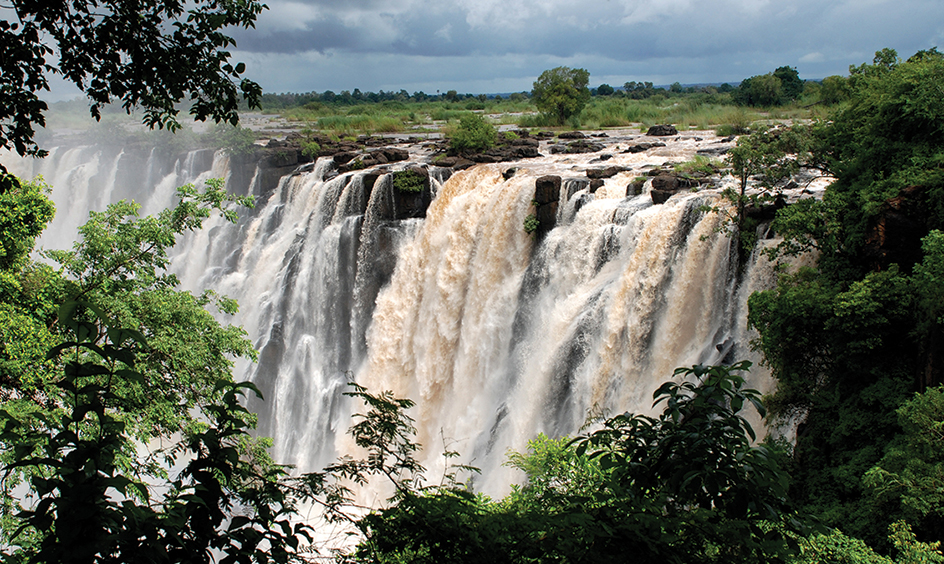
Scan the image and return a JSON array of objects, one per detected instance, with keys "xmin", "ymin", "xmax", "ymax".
[
  {"xmin": 0, "ymin": 178, "xmax": 335, "ymax": 562},
  {"xmin": 531, "ymin": 67, "xmax": 591, "ymax": 126},
  {"xmin": 0, "ymin": 0, "xmax": 265, "ymax": 192}
]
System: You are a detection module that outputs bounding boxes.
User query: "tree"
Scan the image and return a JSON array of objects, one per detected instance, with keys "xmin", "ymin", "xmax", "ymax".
[
  {"xmin": 0, "ymin": 0, "xmax": 266, "ymax": 192},
  {"xmin": 865, "ymin": 384, "xmax": 944, "ymax": 539},
  {"xmin": 0, "ymin": 177, "xmax": 337, "ymax": 562},
  {"xmin": 774, "ymin": 66, "xmax": 804, "ymax": 101},
  {"xmin": 595, "ymin": 83, "xmax": 615, "ymax": 96},
  {"xmin": 531, "ymin": 67, "xmax": 591, "ymax": 126}
]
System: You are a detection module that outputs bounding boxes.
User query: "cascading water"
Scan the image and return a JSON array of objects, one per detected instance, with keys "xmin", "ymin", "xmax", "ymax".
[{"xmin": 3, "ymin": 130, "xmax": 784, "ymax": 497}]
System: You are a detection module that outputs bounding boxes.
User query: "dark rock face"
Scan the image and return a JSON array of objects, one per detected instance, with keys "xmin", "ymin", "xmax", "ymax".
[
  {"xmin": 534, "ymin": 175, "xmax": 562, "ymax": 233},
  {"xmin": 622, "ymin": 142, "xmax": 666, "ymax": 154},
  {"xmin": 338, "ymin": 147, "xmax": 410, "ymax": 173},
  {"xmin": 333, "ymin": 152, "xmax": 359, "ymax": 165},
  {"xmin": 549, "ymin": 140, "xmax": 605, "ymax": 154},
  {"xmin": 864, "ymin": 185, "xmax": 931, "ymax": 273},
  {"xmin": 651, "ymin": 175, "xmax": 681, "ymax": 191},
  {"xmin": 534, "ymin": 175, "xmax": 562, "ymax": 205},
  {"xmin": 434, "ymin": 156, "xmax": 476, "ymax": 170},
  {"xmin": 647, "ymin": 125, "xmax": 677, "ymax": 137},
  {"xmin": 649, "ymin": 174, "xmax": 703, "ymax": 204},
  {"xmin": 647, "ymin": 124, "xmax": 678, "ymax": 136},
  {"xmin": 586, "ymin": 166, "xmax": 629, "ymax": 180},
  {"xmin": 627, "ymin": 177, "xmax": 646, "ymax": 197},
  {"xmin": 588, "ymin": 179, "xmax": 605, "ymax": 193},
  {"xmin": 391, "ymin": 167, "xmax": 432, "ymax": 220},
  {"xmin": 744, "ymin": 195, "xmax": 787, "ymax": 222},
  {"xmin": 558, "ymin": 131, "xmax": 586, "ymax": 139},
  {"xmin": 650, "ymin": 188, "xmax": 680, "ymax": 204}
]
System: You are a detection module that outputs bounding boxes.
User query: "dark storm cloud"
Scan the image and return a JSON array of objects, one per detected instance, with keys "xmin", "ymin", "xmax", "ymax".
[{"xmin": 228, "ymin": 0, "xmax": 944, "ymax": 93}]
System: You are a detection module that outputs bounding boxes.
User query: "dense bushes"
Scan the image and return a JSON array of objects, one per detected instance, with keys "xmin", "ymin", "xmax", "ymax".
[
  {"xmin": 447, "ymin": 113, "xmax": 496, "ymax": 153},
  {"xmin": 750, "ymin": 47, "xmax": 944, "ymax": 548}
]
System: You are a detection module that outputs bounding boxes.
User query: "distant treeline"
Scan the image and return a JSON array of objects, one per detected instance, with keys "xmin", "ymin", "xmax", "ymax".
[{"xmin": 250, "ymin": 64, "xmax": 848, "ymax": 113}]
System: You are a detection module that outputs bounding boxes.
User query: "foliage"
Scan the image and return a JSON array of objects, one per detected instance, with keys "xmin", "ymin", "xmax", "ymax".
[
  {"xmin": 522, "ymin": 214, "xmax": 540, "ymax": 234},
  {"xmin": 301, "ymin": 141, "xmax": 322, "ymax": 159},
  {"xmin": 864, "ymin": 385, "xmax": 944, "ymax": 538},
  {"xmin": 205, "ymin": 124, "xmax": 258, "ymax": 156},
  {"xmin": 392, "ymin": 170, "xmax": 426, "ymax": 193},
  {"xmin": 564, "ymin": 361, "xmax": 800, "ymax": 564},
  {"xmin": 735, "ymin": 73, "xmax": 783, "ymax": 107},
  {"xmin": 0, "ymin": 176, "xmax": 55, "ymax": 271},
  {"xmin": 750, "ymin": 48, "xmax": 944, "ymax": 548},
  {"xmin": 674, "ymin": 155, "xmax": 719, "ymax": 177},
  {"xmin": 774, "ymin": 66, "xmax": 805, "ymax": 101},
  {"xmin": 707, "ymin": 124, "xmax": 810, "ymax": 259},
  {"xmin": 594, "ymin": 83, "xmax": 615, "ymax": 96},
  {"xmin": 531, "ymin": 67, "xmax": 591, "ymax": 126},
  {"xmin": 351, "ymin": 362, "xmax": 804, "ymax": 564},
  {"xmin": 0, "ymin": 0, "xmax": 265, "ymax": 164},
  {"xmin": 0, "ymin": 301, "xmax": 318, "ymax": 563},
  {"xmin": 792, "ymin": 523, "xmax": 944, "ymax": 564},
  {"xmin": 820, "ymin": 75, "xmax": 852, "ymax": 105},
  {"xmin": 448, "ymin": 113, "xmax": 496, "ymax": 153},
  {"xmin": 0, "ymin": 174, "xmax": 334, "ymax": 562}
]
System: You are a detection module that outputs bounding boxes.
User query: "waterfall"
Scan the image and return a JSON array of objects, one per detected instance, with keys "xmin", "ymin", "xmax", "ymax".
[{"xmin": 2, "ymin": 132, "xmax": 782, "ymax": 497}]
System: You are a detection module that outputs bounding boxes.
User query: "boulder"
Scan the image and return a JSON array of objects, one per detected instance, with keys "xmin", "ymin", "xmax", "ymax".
[
  {"xmin": 587, "ymin": 166, "xmax": 629, "ymax": 180},
  {"xmin": 391, "ymin": 167, "xmax": 432, "ymax": 220},
  {"xmin": 647, "ymin": 124, "xmax": 678, "ymax": 136},
  {"xmin": 534, "ymin": 176, "xmax": 562, "ymax": 205},
  {"xmin": 622, "ymin": 142, "xmax": 666, "ymax": 154},
  {"xmin": 558, "ymin": 131, "xmax": 586, "ymax": 139},
  {"xmin": 333, "ymin": 151, "xmax": 359, "ymax": 165},
  {"xmin": 651, "ymin": 189, "xmax": 677, "ymax": 204},
  {"xmin": 549, "ymin": 140, "xmax": 605, "ymax": 154},
  {"xmin": 651, "ymin": 175, "xmax": 680, "ymax": 191}
]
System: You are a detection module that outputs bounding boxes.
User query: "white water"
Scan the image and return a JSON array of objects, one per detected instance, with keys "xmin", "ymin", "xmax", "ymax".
[{"xmin": 2, "ymin": 130, "xmax": 781, "ymax": 496}]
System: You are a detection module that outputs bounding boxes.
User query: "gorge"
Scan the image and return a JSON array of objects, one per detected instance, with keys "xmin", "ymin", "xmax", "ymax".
[{"xmin": 6, "ymin": 127, "xmax": 808, "ymax": 496}]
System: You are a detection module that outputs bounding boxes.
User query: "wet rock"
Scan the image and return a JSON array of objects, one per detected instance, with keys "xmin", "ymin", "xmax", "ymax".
[
  {"xmin": 586, "ymin": 166, "xmax": 629, "ymax": 180},
  {"xmin": 333, "ymin": 151, "xmax": 359, "ymax": 165},
  {"xmin": 622, "ymin": 142, "xmax": 666, "ymax": 154},
  {"xmin": 549, "ymin": 140, "xmax": 605, "ymax": 154},
  {"xmin": 534, "ymin": 175, "xmax": 562, "ymax": 234},
  {"xmin": 697, "ymin": 146, "xmax": 731, "ymax": 156},
  {"xmin": 391, "ymin": 167, "xmax": 432, "ymax": 220},
  {"xmin": 864, "ymin": 185, "xmax": 931, "ymax": 273},
  {"xmin": 558, "ymin": 131, "xmax": 586, "ymax": 139},
  {"xmin": 627, "ymin": 177, "xmax": 647, "ymax": 196},
  {"xmin": 534, "ymin": 175, "xmax": 562, "ymax": 205},
  {"xmin": 503, "ymin": 168, "xmax": 518, "ymax": 180},
  {"xmin": 647, "ymin": 124, "xmax": 678, "ymax": 136},
  {"xmin": 588, "ymin": 179, "xmax": 605, "ymax": 193}
]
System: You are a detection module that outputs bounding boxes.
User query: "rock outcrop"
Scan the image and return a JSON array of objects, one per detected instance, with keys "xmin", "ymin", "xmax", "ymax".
[
  {"xmin": 646, "ymin": 124, "xmax": 678, "ymax": 136},
  {"xmin": 533, "ymin": 175, "xmax": 562, "ymax": 233}
]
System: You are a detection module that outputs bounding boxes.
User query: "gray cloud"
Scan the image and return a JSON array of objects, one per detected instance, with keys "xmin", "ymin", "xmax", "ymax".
[{"xmin": 227, "ymin": 0, "xmax": 944, "ymax": 93}]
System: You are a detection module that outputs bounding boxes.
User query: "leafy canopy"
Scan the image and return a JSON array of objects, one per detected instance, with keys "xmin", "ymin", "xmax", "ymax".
[
  {"xmin": 531, "ymin": 66, "xmax": 591, "ymax": 126},
  {"xmin": 0, "ymin": 0, "xmax": 266, "ymax": 191}
]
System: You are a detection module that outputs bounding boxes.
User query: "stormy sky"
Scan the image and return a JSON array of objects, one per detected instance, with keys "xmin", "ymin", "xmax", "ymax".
[{"xmin": 223, "ymin": 0, "xmax": 944, "ymax": 95}]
